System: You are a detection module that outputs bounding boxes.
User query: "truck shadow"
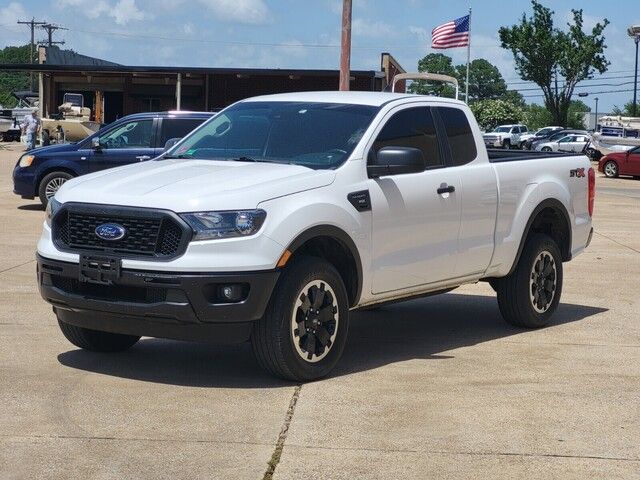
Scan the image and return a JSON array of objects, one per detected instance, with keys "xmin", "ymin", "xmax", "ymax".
[{"xmin": 57, "ymin": 293, "xmax": 607, "ymax": 388}]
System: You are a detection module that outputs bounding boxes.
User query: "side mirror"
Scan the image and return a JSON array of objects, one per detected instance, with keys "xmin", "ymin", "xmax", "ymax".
[
  {"xmin": 91, "ymin": 137, "xmax": 101, "ymax": 150},
  {"xmin": 367, "ymin": 146, "xmax": 426, "ymax": 178},
  {"xmin": 163, "ymin": 137, "xmax": 181, "ymax": 151}
]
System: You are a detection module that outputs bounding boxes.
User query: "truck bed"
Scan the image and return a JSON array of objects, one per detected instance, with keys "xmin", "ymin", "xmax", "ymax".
[{"xmin": 487, "ymin": 149, "xmax": 583, "ymax": 163}]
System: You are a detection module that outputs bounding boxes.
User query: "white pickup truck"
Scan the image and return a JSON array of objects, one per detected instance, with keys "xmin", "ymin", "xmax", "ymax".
[
  {"xmin": 483, "ymin": 124, "xmax": 533, "ymax": 149},
  {"xmin": 37, "ymin": 91, "xmax": 595, "ymax": 381}
]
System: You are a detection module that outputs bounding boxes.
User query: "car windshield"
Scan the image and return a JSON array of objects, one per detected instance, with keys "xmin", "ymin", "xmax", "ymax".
[
  {"xmin": 167, "ymin": 101, "xmax": 379, "ymax": 169},
  {"xmin": 494, "ymin": 126, "xmax": 511, "ymax": 133},
  {"xmin": 549, "ymin": 131, "xmax": 569, "ymax": 141}
]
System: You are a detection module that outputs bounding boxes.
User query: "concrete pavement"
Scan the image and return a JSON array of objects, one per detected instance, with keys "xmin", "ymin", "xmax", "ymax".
[{"xmin": 0, "ymin": 143, "xmax": 638, "ymax": 479}]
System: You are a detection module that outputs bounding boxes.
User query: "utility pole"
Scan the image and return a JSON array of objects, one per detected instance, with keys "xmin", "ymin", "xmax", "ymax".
[
  {"xmin": 17, "ymin": 18, "xmax": 47, "ymax": 91},
  {"xmin": 339, "ymin": 0, "xmax": 352, "ymax": 91},
  {"xmin": 594, "ymin": 97, "xmax": 599, "ymax": 131},
  {"xmin": 629, "ymin": 26, "xmax": 640, "ymax": 117},
  {"xmin": 39, "ymin": 23, "xmax": 68, "ymax": 47}
]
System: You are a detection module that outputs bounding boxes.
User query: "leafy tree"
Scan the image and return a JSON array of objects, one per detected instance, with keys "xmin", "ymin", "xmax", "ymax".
[
  {"xmin": 0, "ymin": 45, "xmax": 32, "ymax": 108},
  {"xmin": 499, "ymin": 1, "xmax": 609, "ymax": 126},
  {"xmin": 470, "ymin": 99, "xmax": 524, "ymax": 131},
  {"xmin": 566, "ymin": 99, "xmax": 590, "ymax": 129},
  {"xmin": 522, "ymin": 104, "xmax": 554, "ymax": 130},
  {"xmin": 408, "ymin": 53, "xmax": 457, "ymax": 98},
  {"xmin": 455, "ymin": 59, "xmax": 507, "ymax": 102},
  {"xmin": 502, "ymin": 90, "xmax": 526, "ymax": 107},
  {"xmin": 611, "ymin": 101, "xmax": 638, "ymax": 116}
]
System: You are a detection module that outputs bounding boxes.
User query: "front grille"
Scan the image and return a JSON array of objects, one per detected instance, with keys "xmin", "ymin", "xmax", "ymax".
[{"xmin": 53, "ymin": 204, "xmax": 191, "ymax": 260}]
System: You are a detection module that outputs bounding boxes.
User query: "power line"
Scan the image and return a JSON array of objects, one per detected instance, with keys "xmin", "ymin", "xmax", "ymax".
[
  {"xmin": 522, "ymin": 88, "xmax": 636, "ymax": 98},
  {"xmin": 17, "ymin": 18, "xmax": 47, "ymax": 90}
]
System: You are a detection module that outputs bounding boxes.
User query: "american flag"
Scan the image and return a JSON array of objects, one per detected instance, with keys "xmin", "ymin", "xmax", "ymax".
[{"xmin": 431, "ymin": 15, "xmax": 470, "ymax": 49}]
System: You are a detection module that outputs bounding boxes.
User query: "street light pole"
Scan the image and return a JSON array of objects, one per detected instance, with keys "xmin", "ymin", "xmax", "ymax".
[
  {"xmin": 339, "ymin": 0, "xmax": 352, "ymax": 91},
  {"xmin": 628, "ymin": 26, "xmax": 640, "ymax": 117},
  {"xmin": 634, "ymin": 36, "xmax": 639, "ymax": 116},
  {"xmin": 594, "ymin": 97, "xmax": 599, "ymax": 131}
]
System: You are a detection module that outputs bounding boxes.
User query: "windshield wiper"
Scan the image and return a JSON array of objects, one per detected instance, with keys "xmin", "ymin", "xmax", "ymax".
[
  {"xmin": 232, "ymin": 156, "xmax": 274, "ymax": 163},
  {"xmin": 162, "ymin": 154, "xmax": 189, "ymax": 159}
]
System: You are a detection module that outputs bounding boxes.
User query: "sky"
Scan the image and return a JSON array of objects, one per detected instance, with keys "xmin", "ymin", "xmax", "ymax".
[{"xmin": 1, "ymin": 0, "xmax": 639, "ymax": 112}]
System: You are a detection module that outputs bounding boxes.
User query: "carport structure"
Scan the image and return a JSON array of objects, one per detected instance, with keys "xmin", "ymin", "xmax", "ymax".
[{"xmin": 0, "ymin": 51, "xmax": 405, "ymax": 124}]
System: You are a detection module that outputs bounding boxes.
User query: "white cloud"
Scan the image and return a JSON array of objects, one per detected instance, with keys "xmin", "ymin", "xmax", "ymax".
[
  {"xmin": 198, "ymin": 0, "xmax": 271, "ymax": 25},
  {"xmin": 352, "ymin": 18, "xmax": 393, "ymax": 38},
  {"xmin": 112, "ymin": 0, "xmax": 146, "ymax": 25}
]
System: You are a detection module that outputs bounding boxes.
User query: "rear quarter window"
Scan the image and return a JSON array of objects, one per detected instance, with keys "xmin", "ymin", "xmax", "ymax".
[
  {"xmin": 436, "ymin": 107, "xmax": 477, "ymax": 166},
  {"xmin": 160, "ymin": 118, "xmax": 207, "ymax": 145}
]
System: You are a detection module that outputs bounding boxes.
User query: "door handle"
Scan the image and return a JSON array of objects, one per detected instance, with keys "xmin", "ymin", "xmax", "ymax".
[
  {"xmin": 136, "ymin": 155, "xmax": 151, "ymax": 161},
  {"xmin": 437, "ymin": 185, "xmax": 455, "ymax": 195}
]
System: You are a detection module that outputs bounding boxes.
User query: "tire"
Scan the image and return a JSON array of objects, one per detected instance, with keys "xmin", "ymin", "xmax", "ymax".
[
  {"xmin": 541, "ymin": 146, "xmax": 552, "ymax": 152},
  {"xmin": 603, "ymin": 160, "xmax": 619, "ymax": 178},
  {"xmin": 495, "ymin": 234, "xmax": 563, "ymax": 328},
  {"xmin": 57, "ymin": 318, "xmax": 140, "ymax": 352},
  {"xmin": 38, "ymin": 171, "xmax": 73, "ymax": 206},
  {"xmin": 502, "ymin": 140, "xmax": 511, "ymax": 149},
  {"xmin": 251, "ymin": 256, "xmax": 350, "ymax": 382}
]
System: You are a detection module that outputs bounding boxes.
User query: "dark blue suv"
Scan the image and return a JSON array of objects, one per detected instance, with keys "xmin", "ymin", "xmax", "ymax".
[{"xmin": 13, "ymin": 111, "xmax": 214, "ymax": 206}]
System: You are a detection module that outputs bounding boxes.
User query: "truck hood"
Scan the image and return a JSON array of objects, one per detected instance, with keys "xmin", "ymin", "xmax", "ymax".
[{"xmin": 56, "ymin": 158, "xmax": 336, "ymax": 211}]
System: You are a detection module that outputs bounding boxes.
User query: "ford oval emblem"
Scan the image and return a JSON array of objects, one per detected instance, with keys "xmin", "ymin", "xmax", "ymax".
[{"xmin": 95, "ymin": 223, "xmax": 126, "ymax": 241}]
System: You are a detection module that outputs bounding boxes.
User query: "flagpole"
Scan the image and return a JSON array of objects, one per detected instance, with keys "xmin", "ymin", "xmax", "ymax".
[{"xmin": 465, "ymin": 7, "xmax": 471, "ymax": 103}]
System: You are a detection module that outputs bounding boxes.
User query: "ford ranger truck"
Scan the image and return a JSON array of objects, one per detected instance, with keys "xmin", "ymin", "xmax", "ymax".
[{"xmin": 37, "ymin": 92, "xmax": 595, "ymax": 381}]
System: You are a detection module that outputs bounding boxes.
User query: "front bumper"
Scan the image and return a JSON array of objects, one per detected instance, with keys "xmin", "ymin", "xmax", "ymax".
[
  {"xmin": 37, "ymin": 254, "xmax": 280, "ymax": 343},
  {"xmin": 483, "ymin": 138, "xmax": 502, "ymax": 148},
  {"xmin": 12, "ymin": 165, "xmax": 36, "ymax": 198}
]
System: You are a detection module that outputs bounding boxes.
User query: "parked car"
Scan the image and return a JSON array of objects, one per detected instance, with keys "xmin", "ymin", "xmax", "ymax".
[
  {"xmin": 13, "ymin": 111, "xmax": 214, "ymax": 206},
  {"xmin": 535, "ymin": 133, "xmax": 590, "ymax": 153},
  {"xmin": 530, "ymin": 129, "xmax": 587, "ymax": 151},
  {"xmin": 482, "ymin": 124, "xmax": 530, "ymax": 149},
  {"xmin": 37, "ymin": 91, "xmax": 594, "ymax": 381},
  {"xmin": 522, "ymin": 126, "xmax": 563, "ymax": 150},
  {"xmin": 598, "ymin": 145, "xmax": 640, "ymax": 178}
]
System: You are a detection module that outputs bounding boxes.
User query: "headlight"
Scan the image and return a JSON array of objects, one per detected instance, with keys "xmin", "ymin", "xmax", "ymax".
[
  {"xmin": 19, "ymin": 155, "xmax": 35, "ymax": 167},
  {"xmin": 45, "ymin": 198, "xmax": 62, "ymax": 227},
  {"xmin": 180, "ymin": 210, "xmax": 266, "ymax": 240}
]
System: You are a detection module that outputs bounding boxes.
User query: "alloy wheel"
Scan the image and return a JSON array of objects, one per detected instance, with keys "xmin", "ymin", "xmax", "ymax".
[
  {"xmin": 529, "ymin": 250, "xmax": 557, "ymax": 313},
  {"xmin": 291, "ymin": 280, "xmax": 339, "ymax": 363},
  {"xmin": 45, "ymin": 177, "xmax": 68, "ymax": 199}
]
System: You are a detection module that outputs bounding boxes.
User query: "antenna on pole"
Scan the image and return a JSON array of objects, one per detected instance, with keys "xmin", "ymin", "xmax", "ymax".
[
  {"xmin": 17, "ymin": 17, "xmax": 47, "ymax": 91},
  {"xmin": 38, "ymin": 23, "xmax": 68, "ymax": 47}
]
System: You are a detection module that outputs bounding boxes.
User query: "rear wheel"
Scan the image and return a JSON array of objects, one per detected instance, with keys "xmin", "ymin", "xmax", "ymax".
[
  {"xmin": 541, "ymin": 146, "xmax": 552, "ymax": 152},
  {"xmin": 495, "ymin": 234, "xmax": 563, "ymax": 328},
  {"xmin": 251, "ymin": 256, "xmax": 349, "ymax": 382},
  {"xmin": 38, "ymin": 171, "xmax": 73, "ymax": 206},
  {"xmin": 58, "ymin": 318, "xmax": 140, "ymax": 352},
  {"xmin": 603, "ymin": 160, "xmax": 619, "ymax": 178}
]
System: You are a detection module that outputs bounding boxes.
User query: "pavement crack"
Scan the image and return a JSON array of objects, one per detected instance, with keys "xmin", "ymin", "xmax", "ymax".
[
  {"xmin": 0, "ymin": 259, "xmax": 36, "ymax": 275},
  {"xmin": 593, "ymin": 230, "xmax": 640, "ymax": 255},
  {"xmin": 263, "ymin": 384, "xmax": 302, "ymax": 480}
]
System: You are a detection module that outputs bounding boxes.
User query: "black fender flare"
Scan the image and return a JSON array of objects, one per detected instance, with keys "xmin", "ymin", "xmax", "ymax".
[
  {"xmin": 507, "ymin": 198, "xmax": 572, "ymax": 276},
  {"xmin": 285, "ymin": 225, "xmax": 363, "ymax": 306}
]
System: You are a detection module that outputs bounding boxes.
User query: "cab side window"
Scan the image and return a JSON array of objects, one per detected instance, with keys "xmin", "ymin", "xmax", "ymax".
[
  {"xmin": 101, "ymin": 120, "xmax": 153, "ymax": 149},
  {"xmin": 159, "ymin": 118, "xmax": 205, "ymax": 146},
  {"xmin": 372, "ymin": 107, "xmax": 442, "ymax": 168},
  {"xmin": 437, "ymin": 107, "xmax": 477, "ymax": 166}
]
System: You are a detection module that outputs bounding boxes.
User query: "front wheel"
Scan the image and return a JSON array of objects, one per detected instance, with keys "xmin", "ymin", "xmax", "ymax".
[
  {"xmin": 38, "ymin": 171, "xmax": 73, "ymax": 206},
  {"xmin": 541, "ymin": 146, "xmax": 552, "ymax": 152},
  {"xmin": 495, "ymin": 234, "xmax": 563, "ymax": 328},
  {"xmin": 251, "ymin": 256, "xmax": 349, "ymax": 382},
  {"xmin": 58, "ymin": 318, "xmax": 140, "ymax": 352},
  {"xmin": 502, "ymin": 140, "xmax": 511, "ymax": 149},
  {"xmin": 603, "ymin": 160, "xmax": 619, "ymax": 178}
]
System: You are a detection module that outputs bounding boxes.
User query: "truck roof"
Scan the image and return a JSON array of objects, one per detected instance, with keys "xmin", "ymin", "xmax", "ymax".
[{"xmin": 243, "ymin": 91, "xmax": 468, "ymax": 107}]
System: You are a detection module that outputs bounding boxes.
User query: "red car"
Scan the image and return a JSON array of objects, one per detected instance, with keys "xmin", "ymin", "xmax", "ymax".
[{"xmin": 598, "ymin": 146, "xmax": 640, "ymax": 178}]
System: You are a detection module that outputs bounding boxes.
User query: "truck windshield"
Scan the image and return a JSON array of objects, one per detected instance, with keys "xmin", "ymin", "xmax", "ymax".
[
  {"xmin": 167, "ymin": 101, "xmax": 378, "ymax": 169},
  {"xmin": 494, "ymin": 126, "xmax": 511, "ymax": 133}
]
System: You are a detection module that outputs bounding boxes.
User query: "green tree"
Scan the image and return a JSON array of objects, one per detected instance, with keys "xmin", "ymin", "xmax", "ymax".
[
  {"xmin": 470, "ymin": 99, "xmax": 524, "ymax": 131},
  {"xmin": 566, "ymin": 99, "xmax": 590, "ymax": 129},
  {"xmin": 0, "ymin": 45, "xmax": 32, "ymax": 108},
  {"xmin": 499, "ymin": 1, "xmax": 609, "ymax": 126},
  {"xmin": 408, "ymin": 53, "xmax": 457, "ymax": 98},
  {"xmin": 455, "ymin": 59, "xmax": 507, "ymax": 102},
  {"xmin": 611, "ymin": 101, "xmax": 637, "ymax": 116},
  {"xmin": 522, "ymin": 104, "xmax": 553, "ymax": 130},
  {"xmin": 502, "ymin": 90, "xmax": 526, "ymax": 107}
]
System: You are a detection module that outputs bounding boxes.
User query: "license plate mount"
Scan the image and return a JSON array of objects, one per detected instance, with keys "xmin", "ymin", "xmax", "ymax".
[{"xmin": 79, "ymin": 254, "xmax": 121, "ymax": 285}]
